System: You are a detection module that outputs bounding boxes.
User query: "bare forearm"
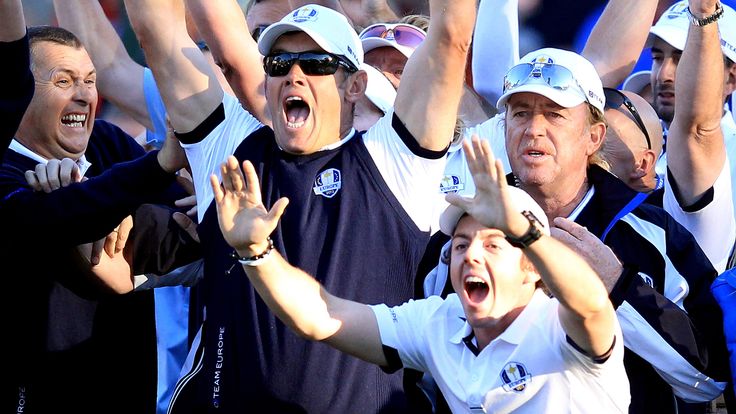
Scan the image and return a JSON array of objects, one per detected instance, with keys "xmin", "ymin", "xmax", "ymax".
[
  {"xmin": 583, "ymin": 0, "xmax": 658, "ymax": 87},
  {"xmin": 125, "ymin": 0, "xmax": 223, "ymax": 133},
  {"xmin": 0, "ymin": 0, "xmax": 25, "ymax": 41},
  {"xmin": 184, "ymin": 0, "xmax": 270, "ymax": 124},
  {"xmin": 668, "ymin": 2, "xmax": 726, "ymax": 204},
  {"xmin": 394, "ymin": 0, "xmax": 476, "ymax": 151}
]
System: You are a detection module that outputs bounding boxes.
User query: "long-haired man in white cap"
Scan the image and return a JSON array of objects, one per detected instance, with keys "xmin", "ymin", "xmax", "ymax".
[
  {"xmin": 494, "ymin": 45, "xmax": 730, "ymax": 414},
  {"xmin": 210, "ymin": 137, "xmax": 630, "ymax": 413},
  {"xmin": 124, "ymin": 0, "xmax": 475, "ymax": 412}
]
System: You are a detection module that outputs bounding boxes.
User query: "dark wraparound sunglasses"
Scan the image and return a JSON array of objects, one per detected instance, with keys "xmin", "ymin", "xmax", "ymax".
[
  {"xmin": 263, "ymin": 52, "xmax": 358, "ymax": 77},
  {"xmin": 604, "ymin": 87, "xmax": 652, "ymax": 150}
]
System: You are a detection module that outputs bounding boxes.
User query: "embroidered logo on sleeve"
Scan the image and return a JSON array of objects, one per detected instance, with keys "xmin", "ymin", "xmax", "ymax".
[
  {"xmin": 500, "ymin": 362, "xmax": 532, "ymax": 392},
  {"xmin": 313, "ymin": 168, "xmax": 342, "ymax": 198}
]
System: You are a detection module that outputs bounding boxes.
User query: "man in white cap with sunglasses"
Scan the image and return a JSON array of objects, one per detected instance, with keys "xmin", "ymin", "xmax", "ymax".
[
  {"xmin": 209, "ymin": 136, "xmax": 630, "ymax": 413},
  {"xmin": 489, "ymin": 43, "xmax": 730, "ymax": 413},
  {"xmin": 125, "ymin": 0, "xmax": 474, "ymax": 412}
]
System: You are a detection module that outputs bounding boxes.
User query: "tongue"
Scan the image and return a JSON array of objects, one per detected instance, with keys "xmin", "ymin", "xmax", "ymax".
[
  {"xmin": 466, "ymin": 282, "xmax": 489, "ymax": 303},
  {"xmin": 287, "ymin": 106, "xmax": 309, "ymax": 124}
]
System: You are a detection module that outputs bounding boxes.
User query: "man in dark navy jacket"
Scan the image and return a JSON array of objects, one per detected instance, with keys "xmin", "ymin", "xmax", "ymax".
[{"xmin": 0, "ymin": 20, "xmax": 196, "ymax": 413}]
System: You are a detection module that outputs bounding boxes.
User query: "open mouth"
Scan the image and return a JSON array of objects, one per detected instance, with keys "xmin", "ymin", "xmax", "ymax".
[
  {"xmin": 284, "ymin": 96, "xmax": 310, "ymax": 129},
  {"xmin": 61, "ymin": 113, "xmax": 87, "ymax": 128},
  {"xmin": 464, "ymin": 276, "xmax": 489, "ymax": 304},
  {"xmin": 526, "ymin": 149, "xmax": 545, "ymax": 157}
]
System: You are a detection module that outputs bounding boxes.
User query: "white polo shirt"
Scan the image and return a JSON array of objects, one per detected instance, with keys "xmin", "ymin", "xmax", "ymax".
[{"xmin": 371, "ymin": 290, "xmax": 630, "ymax": 413}]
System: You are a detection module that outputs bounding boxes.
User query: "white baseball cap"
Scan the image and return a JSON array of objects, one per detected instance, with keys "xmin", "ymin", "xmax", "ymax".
[
  {"xmin": 258, "ymin": 4, "xmax": 363, "ymax": 70},
  {"xmin": 359, "ymin": 23, "xmax": 426, "ymax": 59},
  {"xmin": 622, "ymin": 70, "xmax": 652, "ymax": 94},
  {"xmin": 439, "ymin": 186, "xmax": 550, "ymax": 237},
  {"xmin": 496, "ymin": 48, "xmax": 605, "ymax": 113},
  {"xmin": 362, "ymin": 63, "xmax": 396, "ymax": 114},
  {"xmin": 647, "ymin": 1, "xmax": 736, "ymax": 62}
]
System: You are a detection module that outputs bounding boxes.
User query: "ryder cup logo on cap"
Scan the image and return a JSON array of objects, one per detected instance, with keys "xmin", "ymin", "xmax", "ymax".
[
  {"xmin": 648, "ymin": 0, "xmax": 736, "ymax": 61},
  {"xmin": 258, "ymin": 4, "xmax": 363, "ymax": 70},
  {"xmin": 496, "ymin": 48, "xmax": 605, "ymax": 113},
  {"xmin": 439, "ymin": 186, "xmax": 550, "ymax": 236}
]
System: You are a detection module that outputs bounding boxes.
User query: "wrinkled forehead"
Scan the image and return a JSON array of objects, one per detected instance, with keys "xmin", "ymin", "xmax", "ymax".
[
  {"xmin": 30, "ymin": 42, "xmax": 95, "ymax": 73},
  {"xmin": 247, "ymin": 0, "xmax": 291, "ymax": 31}
]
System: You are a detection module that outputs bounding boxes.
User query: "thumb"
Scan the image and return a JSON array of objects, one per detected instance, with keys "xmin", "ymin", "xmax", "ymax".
[
  {"xmin": 445, "ymin": 193, "xmax": 472, "ymax": 211},
  {"xmin": 266, "ymin": 197, "xmax": 290, "ymax": 224}
]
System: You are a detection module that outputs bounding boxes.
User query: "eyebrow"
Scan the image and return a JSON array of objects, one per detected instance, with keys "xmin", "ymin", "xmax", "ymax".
[{"xmin": 53, "ymin": 68, "xmax": 97, "ymax": 77}]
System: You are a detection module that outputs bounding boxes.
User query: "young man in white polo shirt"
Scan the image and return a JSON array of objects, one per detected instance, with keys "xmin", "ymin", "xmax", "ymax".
[{"xmin": 210, "ymin": 138, "xmax": 630, "ymax": 413}]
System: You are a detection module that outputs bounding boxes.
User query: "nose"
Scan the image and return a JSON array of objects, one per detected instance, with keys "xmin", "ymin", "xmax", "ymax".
[
  {"xmin": 72, "ymin": 80, "xmax": 96, "ymax": 105},
  {"xmin": 524, "ymin": 113, "xmax": 546, "ymax": 138},
  {"xmin": 463, "ymin": 239, "xmax": 484, "ymax": 265},
  {"xmin": 284, "ymin": 62, "xmax": 307, "ymax": 86},
  {"xmin": 655, "ymin": 57, "xmax": 676, "ymax": 84}
]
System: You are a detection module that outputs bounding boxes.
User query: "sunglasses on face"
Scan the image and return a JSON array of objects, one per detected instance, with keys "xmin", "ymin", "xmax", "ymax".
[
  {"xmin": 359, "ymin": 23, "xmax": 426, "ymax": 49},
  {"xmin": 603, "ymin": 87, "xmax": 652, "ymax": 150},
  {"xmin": 263, "ymin": 52, "xmax": 358, "ymax": 77},
  {"xmin": 503, "ymin": 62, "xmax": 590, "ymax": 106}
]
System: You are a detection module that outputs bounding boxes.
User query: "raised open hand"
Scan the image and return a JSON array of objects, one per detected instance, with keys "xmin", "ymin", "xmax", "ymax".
[
  {"xmin": 445, "ymin": 136, "xmax": 525, "ymax": 235},
  {"xmin": 211, "ymin": 156, "xmax": 289, "ymax": 256}
]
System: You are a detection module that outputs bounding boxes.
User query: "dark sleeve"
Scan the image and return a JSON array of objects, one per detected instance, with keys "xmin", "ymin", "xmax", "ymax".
[
  {"xmin": 125, "ymin": 204, "xmax": 201, "ymax": 275},
  {"xmin": 607, "ymin": 213, "xmax": 730, "ymax": 390},
  {"xmin": 0, "ymin": 151, "xmax": 177, "ymax": 246},
  {"xmin": 0, "ymin": 33, "xmax": 34, "ymax": 158}
]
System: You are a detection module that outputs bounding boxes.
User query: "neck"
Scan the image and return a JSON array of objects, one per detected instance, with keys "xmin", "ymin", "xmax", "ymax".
[
  {"xmin": 474, "ymin": 304, "xmax": 526, "ymax": 351},
  {"xmin": 521, "ymin": 176, "xmax": 590, "ymax": 221}
]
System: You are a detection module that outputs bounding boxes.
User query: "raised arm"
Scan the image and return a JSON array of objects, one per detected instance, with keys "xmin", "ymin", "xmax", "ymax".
[
  {"xmin": 393, "ymin": 0, "xmax": 476, "ymax": 151},
  {"xmin": 447, "ymin": 138, "xmax": 616, "ymax": 357},
  {"xmin": 124, "ymin": 0, "xmax": 223, "ymax": 134},
  {"xmin": 0, "ymin": 0, "xmax": 33, "ymax": 158},
  {"xmin": 0, "ymin": 0, "xmax": 24, "ymax": 41},
  {"xmin": 54, "ymin": 0, "xmax": 151, "ymax": 130},
  {"xmin": 582, "ymin": 0, "xmax": 658, "ymax": 87},
  {"xmin": 184, "ymin": 0, "xmax": 270, "ymax": 125},
  {"xmin": 666, "ymin": 0, "xmax": 726, "ymax": 205},
  {"xmin": 471, "ymin": 0, "xmax": 520, "ymax": 106},
  {"xmin": 212, "ymin": 156, "xmax": 388, "ymax": 366}
]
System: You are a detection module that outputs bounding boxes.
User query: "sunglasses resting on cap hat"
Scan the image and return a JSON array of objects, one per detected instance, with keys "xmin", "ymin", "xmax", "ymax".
[
  {"xmin": 359, "ymin": 23, "xmax": 426, "ymax": 59},
  {"xmin": 257, "ymin": 4, "xmax": 363, "ymax": 71},
  {"xmin": 439, "ymin": 186, "xmax": 550, "ymax": 237},
  {"xmin": 496, "ymin": 48, "xmax": 605, "ymax": 113}
]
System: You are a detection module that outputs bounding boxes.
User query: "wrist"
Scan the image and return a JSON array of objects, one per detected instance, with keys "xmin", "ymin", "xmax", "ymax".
[
  {"xmin": 687, "ymin": 2, "xmax": 723, "ymax": 26},
  {"xmin": 156, "ymin": 150, "xmax": 179, "ymax": 174},
  {"xmin": 505, "ymin": 211, "xmax": 544, "ymax": 249},
  {"xmin": 232, "ymin": 237, "xmax": 275, "ymax": 266}
]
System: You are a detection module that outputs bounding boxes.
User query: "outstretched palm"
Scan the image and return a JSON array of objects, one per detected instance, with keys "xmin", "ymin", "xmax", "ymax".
[
  {"xmin": 445, "ymin": 136, "xmax": 518, "ymax": 234},
  {"xmin": 211, "ymin": 156, "xmax": 289, "ymax": 254}
]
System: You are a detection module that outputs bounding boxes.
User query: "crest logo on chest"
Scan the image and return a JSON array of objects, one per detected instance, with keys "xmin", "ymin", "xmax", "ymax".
[
  {"xmin": 313, "ymin": 168, "xmax": 342, "ymax": 198},
  {"xmin": 500, "ymin": 362, "xmax": 532, "ymax": 393}
]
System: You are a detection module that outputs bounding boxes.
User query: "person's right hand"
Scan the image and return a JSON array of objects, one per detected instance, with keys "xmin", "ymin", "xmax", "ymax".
[
  {"xmin": 157, "ymin": 128, "xmax": 188, "ymax": 173},
  {"xmin": 211, "ymin": 156, "xmax": 288, "ymax": 256},
  {"xmin": 25, "ymin": 158, "xmax": 81, "ymax": 192}
]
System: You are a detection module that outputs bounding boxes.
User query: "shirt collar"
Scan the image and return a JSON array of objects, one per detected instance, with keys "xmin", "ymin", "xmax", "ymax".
[
  {"xmin": 8, "ymin": 139, "xmax": 92, "ymax": 177},
  {"xmin": 318, "ymin": 128, "xmax": 357, "ymax": 151}
]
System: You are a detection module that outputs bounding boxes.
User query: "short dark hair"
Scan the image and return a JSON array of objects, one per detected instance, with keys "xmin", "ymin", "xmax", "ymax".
[{"xmin": 28, "ymin": 26, "xmax": 83, "ymax": 51}]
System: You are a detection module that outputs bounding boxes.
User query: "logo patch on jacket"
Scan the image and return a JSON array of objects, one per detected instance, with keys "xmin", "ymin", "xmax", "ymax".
[
  {"xmin": 439, "ymin": 175, "xmax": 464, "ymax": 194},
  {"xmin": 313, "ymin": 168, "xmax": 342, "ymax": 198},
  {"xmin": 500, "ymin": 362, "xmax": 532, "ymax": 392}
]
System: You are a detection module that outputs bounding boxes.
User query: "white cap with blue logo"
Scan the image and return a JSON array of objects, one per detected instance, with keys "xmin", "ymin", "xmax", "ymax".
[
  {"xmin": 257, "ymin": 4, "xmax": 363, "ymax": 70},
  {"xmin": 496, "ymin": 48, "xmax": 605, "ymax": 113}
]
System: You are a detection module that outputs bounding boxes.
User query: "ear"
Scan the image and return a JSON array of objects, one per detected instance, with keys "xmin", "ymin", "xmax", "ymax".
[
  {"xmin": 586, "ymin": 122, "xmax": 606, "ymax": 156},
  {"xmin": 637, "ymin": 149, "xmax": 657, "ymax": 176},
  {"xmin": 344, "ymin": 70, "xmax": 368, "ymax": 104}
]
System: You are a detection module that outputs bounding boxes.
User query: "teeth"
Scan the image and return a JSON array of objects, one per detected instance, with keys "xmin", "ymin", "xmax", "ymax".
[
  {"xmin": 287, "ymin": 120, "xmax": 306, "ymax": 128},
  {"xmin": 62, "ymin": 114, "xmax": 87, "ymax": 122},
  {"xmin": 465, "ymin": 276, "xmax": 485, "ymax": 284},
  {"xmin": 285, "ymin": 96, "xmax": 303, "ymax": 102}
]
